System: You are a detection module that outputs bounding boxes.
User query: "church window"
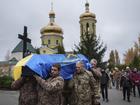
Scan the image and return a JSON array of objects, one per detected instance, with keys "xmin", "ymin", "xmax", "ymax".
[
  {"xmin": 42, "ymin": 41, "xmax": 45, "ymax": 45},
  {"xmin": 48, "ymin": 40, "xmax": 51, "ymax": 44},
  {"xmin": 56, "ymin": 40, "xmax": 59, "ymax": 45},
  {"xmin": 86, "ymin": 23, "xmax": 89, "ymax": 32},
  {"xmin": 81, "ymin": 24, "xmax": 83, "ymax": 35},
  {"xmin": 92, "ymin": 23, "xmax": 95, "ymax": 32}
]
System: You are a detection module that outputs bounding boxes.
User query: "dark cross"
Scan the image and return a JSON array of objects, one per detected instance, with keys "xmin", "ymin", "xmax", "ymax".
[{"xmin": 18, "ymin": 26, "xmax": 31, "ymax": 58}]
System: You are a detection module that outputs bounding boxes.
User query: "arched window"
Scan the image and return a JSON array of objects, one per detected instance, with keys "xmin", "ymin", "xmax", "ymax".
[
  {"xmin": 92, "ymin": 23, "xmax": 95, "ymax": 33},
  {"xmin": 42, "ymin": 40, "xmax": 45, "ymax": 45},
  {"xmin": 81, "ymin": 24, "xmax": 83, "ymax": 35},
  {"xmin": 56, "ymin": 40, "xmax": 59, "ymax": 45},
  {"xmin": 48, "ymin": 40, "xmax": 51, "ymax": 44},
  {"xmin": 86, "ymin": 23, "xmax": 89, "ymax": 33}
]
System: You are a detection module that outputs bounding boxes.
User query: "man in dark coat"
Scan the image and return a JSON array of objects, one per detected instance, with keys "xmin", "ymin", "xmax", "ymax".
[
  {"xmin": 100, "ymin": 69, "xmax": 109, "ymax": 102},
  {"xmin": 120, "ymin": 71, "xmax": 132, "ymax": 102}
]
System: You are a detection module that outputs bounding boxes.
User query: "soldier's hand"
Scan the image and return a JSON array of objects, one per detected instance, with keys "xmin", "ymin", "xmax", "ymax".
[{"xmin": 33, "ymin": 75, "xmax": 39, "ymax": 79}]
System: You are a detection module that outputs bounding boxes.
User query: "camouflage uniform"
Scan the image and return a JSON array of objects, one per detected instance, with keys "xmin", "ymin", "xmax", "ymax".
[
  {"xmin": 71, "ymin": 68, "xmax": 97, "ymax": 105},
  {"xmin": 91, "ymin": 67, "xmax": 102, "ymax": 99},
  {"xmin": 35, "ymin": 75, "xmax": 64, "ymax": 105},
  {"xmin": 11, "ymin": 77, "xmax": 38, "ymax": 105},
  {"xmin": 62, "ymin": 79, "xmax": 73, "ymax": 105}
]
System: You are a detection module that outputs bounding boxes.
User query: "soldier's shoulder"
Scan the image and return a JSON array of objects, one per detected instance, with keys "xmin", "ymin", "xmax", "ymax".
[
  {"xmin": 57, "ymin": 76, "xmax": 64, "ymax": 81},
  {"xmin": 84, "ymin": 70, "xmax": 93, "ymax": 77}
]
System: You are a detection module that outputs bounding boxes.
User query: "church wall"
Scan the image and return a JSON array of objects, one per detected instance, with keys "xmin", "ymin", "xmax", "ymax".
[{"xmin": 10, "ymin": 52, "xmax": 23, "ymax": 61}]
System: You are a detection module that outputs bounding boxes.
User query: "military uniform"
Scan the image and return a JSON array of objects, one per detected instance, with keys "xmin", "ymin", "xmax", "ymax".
[
  {"xmin": 11, "ymin": 77, "xmax": 38, "ymax": 105},
  {"xmin": 71, "ymin": 68, "xmax": 97, "ymax": 105},
  {"xmin": 35, "ymin": 75, "xmax": 64, "ymax": 105},
  {"xmin": 62, "ymin": 79, "xmax": 73, "ymax": 105},
  {"xmin": 91, "ymin": 67, "xmax": 102, "ymax": 99}
]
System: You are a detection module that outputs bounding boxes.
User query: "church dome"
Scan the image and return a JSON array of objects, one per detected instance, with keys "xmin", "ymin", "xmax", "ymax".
[
  {"xmin": 80, "ymin": 2, "xmax": 96, "ymax": 19},
  {"xmin": 40, "ymin": 22, "xmax": 63, "ymax": 35},
  {"xmin": 40, "ymin": 8, "xmax": 63, "ymax": 36},
  {"xmin": 80, "ymin": 12, "xmax": 96, "ymax": 19}
]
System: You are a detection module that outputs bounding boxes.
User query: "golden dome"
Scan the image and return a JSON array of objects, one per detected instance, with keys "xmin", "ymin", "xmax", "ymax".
[
  {"xmin": 49, "ymin": 11, "xmax": 55, "ymax": 15},
  {"xmin": 40, "ymin": 22, "xmax": 63, "ymax": 35},
  {"xmin": 80, "ymin": 11, "xmax": 96, "ymax": 19},
  {"xmin": 80, "ymin": 2, "xmax": 96, "ymax": 19}
]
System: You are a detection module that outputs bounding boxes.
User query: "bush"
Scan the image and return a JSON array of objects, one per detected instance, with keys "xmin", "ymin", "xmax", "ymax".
[{"xmin": 0, "ymin": 76, "xmax": 13, "ymax": 89}]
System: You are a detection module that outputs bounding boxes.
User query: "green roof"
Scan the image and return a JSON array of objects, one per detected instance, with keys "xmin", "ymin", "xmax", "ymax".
[
  {"xmin": 12, "ymin": 41, "xmax": 36, "ymax": 53},
  {"xmin": 9, "ymin": 57, "xmax": 18, "ymax": 65}
]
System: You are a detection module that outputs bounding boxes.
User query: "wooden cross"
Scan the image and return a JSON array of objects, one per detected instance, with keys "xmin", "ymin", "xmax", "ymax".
[{"xmin": 18, "ymin": 26, "xmax": 31, "ymax": 58}]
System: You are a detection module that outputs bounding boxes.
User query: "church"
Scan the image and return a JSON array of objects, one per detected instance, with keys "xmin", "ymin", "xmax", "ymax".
[{"xmin": 0, "ymin": 1, "xmax": 97, "ymax": 77}]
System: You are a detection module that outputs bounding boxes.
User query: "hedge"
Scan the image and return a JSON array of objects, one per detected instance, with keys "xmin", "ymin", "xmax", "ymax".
[{"xmin": 0, "ymin": 76, "xmax": 13, "ymax": 89}]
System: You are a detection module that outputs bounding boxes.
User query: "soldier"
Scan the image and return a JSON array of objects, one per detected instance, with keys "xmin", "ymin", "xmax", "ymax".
[
  {"xmin": 70, "ymin": 61, "xmax": 97, "ymax": 105},
  {"xmin": 11, "ymin": 76, "xmax": 38, "ymax": 105},
  {"xmin": 34, "ymin": 64, "xmax": 64, "ymax": 105},
  {"xmin": 90, "ymin": 59, "xmax": 102, "ymax": 100},
  {"xmin": 62, "ymin": 79, "xmax": 73, "ymax": 105}
]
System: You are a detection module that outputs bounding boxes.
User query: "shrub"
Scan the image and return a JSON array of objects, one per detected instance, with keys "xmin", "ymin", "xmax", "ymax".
[{"xmin": 0, "ymin": 76, "xmax": 13, "ymax": 89}]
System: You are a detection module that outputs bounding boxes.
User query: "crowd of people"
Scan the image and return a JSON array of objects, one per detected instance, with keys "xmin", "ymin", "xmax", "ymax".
[
  {"xmin": 11, "ymin": 58, "xmax": 140, "ymax": 105},
  {"xmin": 107, "ymin": 66, "xmax": 140, "ymax": 102}
]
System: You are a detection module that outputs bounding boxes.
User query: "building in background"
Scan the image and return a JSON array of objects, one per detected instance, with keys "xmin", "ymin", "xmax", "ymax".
[
  {"xmin": 0, "ymin": 1, "xmax": 96, "ymax": 77},
  {"xmin": 79, "ymin": 1, "xmax": 97, "ymax": 41},
  {"xmin": 0, "ymin": 41, "xmax": 36, "ymax": 77},
  {"xmin": 40, "ymin": 5, "xmax": 64, "ymax": 54}
]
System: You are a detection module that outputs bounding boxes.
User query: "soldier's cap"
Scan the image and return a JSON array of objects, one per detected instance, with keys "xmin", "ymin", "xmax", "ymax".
[{"xmin": 126, "ymin": 66, "xmax": 130, "ymax": 69}]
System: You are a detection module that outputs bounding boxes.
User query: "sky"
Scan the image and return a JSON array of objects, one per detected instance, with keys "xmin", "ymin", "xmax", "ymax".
[{"xmin": 0, "ymin": 0, "xmax": 140, "ymax": 62}]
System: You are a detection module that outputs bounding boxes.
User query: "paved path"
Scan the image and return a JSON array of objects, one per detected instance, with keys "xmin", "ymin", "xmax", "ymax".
[
  {"xmin": 0, "ymin": 90, "xmax": 19, "ymax": 105},
  {"xmin": 100, "ymin": 87, "xmax": 140, "ymax": 105},
  {"xmin": 0, "ymin": 88, "xmax": 140, "ymax": 105}
]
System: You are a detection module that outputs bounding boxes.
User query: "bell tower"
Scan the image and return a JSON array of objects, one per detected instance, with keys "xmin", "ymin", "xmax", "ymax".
[{"xmin": 79, "ymin": 1, "xmax": 97, "ymax": 41}]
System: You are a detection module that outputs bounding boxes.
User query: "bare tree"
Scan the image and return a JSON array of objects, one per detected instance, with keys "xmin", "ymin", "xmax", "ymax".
[{"xmin": 5, "ymin": 50, "xmax": 10, "ymax": 61}]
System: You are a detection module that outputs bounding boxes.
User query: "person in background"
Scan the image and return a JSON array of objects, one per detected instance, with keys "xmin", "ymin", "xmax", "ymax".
[
  {"xmin": 100, "ymin": 69, "xmax": 109, "ymax": 102},
  {"xmin": 130, "ymin": 68, "xmax": 140, "ymax": 97},
  {"xmin": 120, "ymin": 70, "xmax": 132, "ymax": 102},
  {"xmin": 110, "ymin": 70, "xmax": 115, "ymax": 87},
  {"xmin": 34, "ymin": 64, "xmax": 64, "ymax": 105},
  {"xmin": 114, "ymin": 67, "xmax": 121, "ymax": 90},
  {"xmin": 106, "ymin": 68, "xmax": 112, "ymax": 89}
]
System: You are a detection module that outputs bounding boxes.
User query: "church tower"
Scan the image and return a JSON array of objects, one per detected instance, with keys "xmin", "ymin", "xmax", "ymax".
[
  {"xmin": 79, "ymin": 1, "xmax": 97, "ymax": 41},
  {"xmin": 40, "ymin": 3, "xmax": 63, "ymax": 54}
]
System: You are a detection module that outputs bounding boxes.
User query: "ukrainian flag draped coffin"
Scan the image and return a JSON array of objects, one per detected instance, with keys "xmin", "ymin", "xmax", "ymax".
[{"xmin": 13, "ymin": 54, "xmax": 90, "ymax": 80}]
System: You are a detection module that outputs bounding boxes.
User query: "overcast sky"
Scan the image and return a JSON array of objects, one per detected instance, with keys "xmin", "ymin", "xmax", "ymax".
[{"xmin": 0, "ymin": 0, "xmax": 140, "ymax": 62}]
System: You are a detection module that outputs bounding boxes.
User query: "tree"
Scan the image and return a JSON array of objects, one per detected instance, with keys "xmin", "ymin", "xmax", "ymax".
[
  {"xmin": 108, "ymin": 50, "xmax": 115, "ymax": 69},
  {"xmin": 115, "ymin": 49, "xmax": 120, "ymax": 65},
  {"xmin": 123, "ymin": 48, "xmax": 135, "ymax": 65},
  {"xmin": 123, "ymin": 35, "xmax": 140, "ymax": 66},
  {"xmin": 5, "ymin": 50, "xmax": 10, "ymax": 61},
  {"xmin": 74, "ymin": 31, "xmax": 107, "ymax": 68},
  {"xmin": 130, "ymin": 56, "xmax": 140, "ymax": 69},
  {"xmin": 35, "ymin": 47, "xmax": 40, "ymax": 54},
  {"xmin": 56, "ymin": 44, "xmax": 65, "ymax": 54},
  {"xmin": 108, "ymin": 49, "xmax": 120, "ymax": 69}
]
